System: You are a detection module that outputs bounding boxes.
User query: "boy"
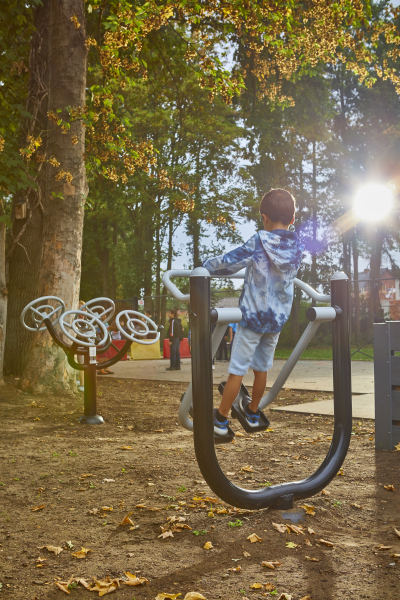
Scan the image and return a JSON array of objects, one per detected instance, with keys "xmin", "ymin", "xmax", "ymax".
[
  {"xmin": 166, "ymin": 308, "xmax": 183, "ymax": 371},
  {"xmin": 202, "ymin": 188, "xmax": 304, "ymax": 435}
]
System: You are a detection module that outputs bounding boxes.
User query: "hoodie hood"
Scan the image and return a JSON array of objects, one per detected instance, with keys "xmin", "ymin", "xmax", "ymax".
[{"xmin": 258, "ymin": 230, "xmax": 303, "ymax": 274}]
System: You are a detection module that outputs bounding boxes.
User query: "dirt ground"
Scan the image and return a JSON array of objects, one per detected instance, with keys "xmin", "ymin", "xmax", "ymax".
[{"xmin": 0, "ymin": 374, "xmax": 399, "ymax": 600}]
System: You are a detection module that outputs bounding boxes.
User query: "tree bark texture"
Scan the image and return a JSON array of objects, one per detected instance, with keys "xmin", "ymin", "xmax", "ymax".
[
  {"xmin": 21, "ymin": 0, "xmax": 88, "ymax": 394},
  {"xmin": 0, "ymin": 199, "xmax": 7, "ymax": 385},
  {"xmin": 4, "ymin": 1, "xmax": 48, "ymax": 376}
]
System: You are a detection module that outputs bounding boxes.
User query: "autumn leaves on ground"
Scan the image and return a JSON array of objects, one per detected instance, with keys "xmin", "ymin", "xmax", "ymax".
[{"xmin": 0, "ymin": 377, "xmax": 399, "ymax": 600}]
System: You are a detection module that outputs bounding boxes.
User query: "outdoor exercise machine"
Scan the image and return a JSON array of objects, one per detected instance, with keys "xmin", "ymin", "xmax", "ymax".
[
  {"xmin": 21, "ymin": 296, "xmax": 160, "ymax": 424},
  {"xmin": 162, "ymin": 268, "xmax": 352, "ymax": 510}
]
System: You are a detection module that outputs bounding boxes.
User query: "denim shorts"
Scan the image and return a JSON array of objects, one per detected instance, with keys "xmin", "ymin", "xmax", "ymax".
[{"xmin": 228, "ymin": 324, "xmax": 280, "ymax": 376}]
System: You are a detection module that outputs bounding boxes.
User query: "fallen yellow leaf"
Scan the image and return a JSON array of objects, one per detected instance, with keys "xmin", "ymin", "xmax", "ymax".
[
  {"xmin": 350, "ymin": 503, "xmax": 362, "ymax": 509},
  {"xmin": 272, "ymin": 522, "xmax": 288, "ymax": 534},
  {"xmin": 123, "ymin": 572, "xmax": 149, "ymax": 586},
  {"xmin": 384, "ymin": 484, "xmax": 395, "ymax": 491},
  {"xmin": 158, "ymin": 530, "xmax": 174, "ymax": 539},
  {"xmin": 241, "ymin": 465, "xmax": 254, "ymax": 472},
  {"xmin": 203, "ymin": 541, "xmax": 213, "ymax": 549},
  {"xmin": 265, "ymin": 582, "xmax": 276, "ymax": 591},
  {"xmin": 119, "ymin": 511, "xmax": 134, "ymax": 526},
  {"xmin": 250, "ymin": 582, "xmax": 262, "ymax": 589},
  {"xmin": 90, "ymin": 576, "xmax": 120, "ymax": 596},
  {"xmin": 247, "ymin": 533, "xmax": 262, "ymax": 543},
  {"xmin": 39, "ymin": 545, "xmax": 63, "ymax": 555},
  {"xmin": 262, "ymin": 560, "xmax": 281, "ymax": 569},
  {"xmin": 101, "ymin": 506, "xmax": 113, "ymax": 511},
  {"xmin": 286, "ymin": 541, "xmax": 298, "ymax": 548},
  {"xmin": 300, "ymin": 504, "xmax": 316, "ymax": 516},
  {"xmin": 31, "ymin": 504, "xmax": 45, "ymax": 512},
  {"xmin": 183, "ymin": 594, "xmax": 207, "ymax": 600},
  {"xmin": 71, "ymin": 547, "xmax": 91, "ymax": 559},
  {"xmin": 155, "ymin": 594, "xmax": 181, "ymax": 600},
  {"xmin": 394, "ymin": 528, "xmax": 400, "ymax": 539},
  {"xmin": 318, "ymin": 538, "xmax": 334, "ymax": 547}
]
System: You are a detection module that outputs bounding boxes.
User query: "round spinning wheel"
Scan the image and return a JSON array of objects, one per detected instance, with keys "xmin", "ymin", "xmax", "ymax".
[
  {"xmin": 116, "ymin": 310, "xmax": 159, "ymax": 345},
  {"xmin": 20, "ymin": 296, "xmax": 66, "ymax": 332},
  {"xmin": 59, "ymin": 310, "xmax": 108, "ymax": 347},
  {"xmin": 80, "ymin": 298, "xmax": 115, "ymax": 323}
]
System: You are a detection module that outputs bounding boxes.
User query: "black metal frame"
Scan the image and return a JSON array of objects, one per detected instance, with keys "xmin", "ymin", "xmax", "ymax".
[
  {"xmin": 44, "ymin": 318, "xmax": 131, "ymax": 424},
  {"xmin": 190, "ymin": 269, "xmax": 352, "ymax": 510}
]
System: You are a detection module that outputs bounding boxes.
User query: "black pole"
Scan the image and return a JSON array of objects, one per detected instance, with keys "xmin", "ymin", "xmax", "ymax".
[
  {"xmin": 80, "ymin": 349, "xmax": 104, "ymax": 425},
  {"xmin": 190, "ymin": 268, "xmax": 215, "ymax": 464},
  {"xmin": 190, "ymin": 269, "xmax": 352, "ymax": 510}
]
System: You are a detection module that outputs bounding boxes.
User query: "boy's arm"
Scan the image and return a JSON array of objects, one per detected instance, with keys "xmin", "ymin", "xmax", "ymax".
[{"xmin": 202, "ymin": 235, "xmax": 257, "ymax": 276}]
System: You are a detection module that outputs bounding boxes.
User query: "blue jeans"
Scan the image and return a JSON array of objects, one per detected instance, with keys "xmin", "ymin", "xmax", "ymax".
[{"xmin": 170, "ymin": 338, "xmax": 181, "ymax": 369}]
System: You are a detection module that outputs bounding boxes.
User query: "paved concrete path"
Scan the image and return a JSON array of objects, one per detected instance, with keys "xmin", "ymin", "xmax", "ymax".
[{"xmin": 109, "ymin": 357, "xmax": 375, "ymax": 420}]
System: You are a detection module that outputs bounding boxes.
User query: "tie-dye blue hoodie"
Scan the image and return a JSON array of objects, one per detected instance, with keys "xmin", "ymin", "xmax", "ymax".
[{"xmin": 203, "ymin": 230, "xmax": 304, "ymax": 334}]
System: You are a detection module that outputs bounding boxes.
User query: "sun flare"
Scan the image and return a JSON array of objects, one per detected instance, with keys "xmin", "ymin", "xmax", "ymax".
[{"xmin": 353, "ymin": 183, "xmax": 394, "ymax": 222}]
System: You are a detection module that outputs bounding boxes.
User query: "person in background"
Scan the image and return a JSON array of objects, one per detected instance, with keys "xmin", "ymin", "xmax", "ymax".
[{"xmin": 166, "ymin": 308, "xmax": 183, "ymax": 371}]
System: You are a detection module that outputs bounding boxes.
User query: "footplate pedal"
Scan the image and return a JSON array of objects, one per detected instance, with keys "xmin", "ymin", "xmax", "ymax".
[
  {"xmin": 214, "ymin": 426, "xmax": 235, "ymax": 445},
  {"xmin": 218, "ymin": 381, "xmax": 271, "ymax": 433}
]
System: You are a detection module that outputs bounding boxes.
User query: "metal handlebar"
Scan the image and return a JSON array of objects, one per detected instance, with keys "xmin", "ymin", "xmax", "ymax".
[
  {"xmin": 20, "ymin": 296, "xmax": 66, "ymax": 332},
  {"xmin": 116, "ymin": 310, "xmax": 160, "ymax": 345},
  {"xmin": 162, "ymin": 269, "xmax": 330, "ymax": 304},
  {"xmin": 59, "ymin": 310, "xmax": 108, "ymax": 347}
]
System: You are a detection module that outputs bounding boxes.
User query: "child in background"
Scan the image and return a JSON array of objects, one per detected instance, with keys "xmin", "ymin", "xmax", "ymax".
[{"xmin": 202, "ymin": 189, "xmax": 304, "ymax": 435}]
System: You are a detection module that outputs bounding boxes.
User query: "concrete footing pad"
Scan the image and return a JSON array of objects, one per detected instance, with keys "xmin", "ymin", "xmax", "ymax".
[{"xmin": 272, "ymin": 393, "xmax": 375, "ymax": 420}]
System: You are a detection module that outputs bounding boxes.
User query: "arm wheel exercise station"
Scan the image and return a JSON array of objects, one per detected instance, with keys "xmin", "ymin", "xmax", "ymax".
[
  {"xmin": 20, "ymin": 297, "xmax": 160, "ymax": 424},
  {"xmin": 163, "ymin": 268, "xmax": 352, "ymax": 510}
]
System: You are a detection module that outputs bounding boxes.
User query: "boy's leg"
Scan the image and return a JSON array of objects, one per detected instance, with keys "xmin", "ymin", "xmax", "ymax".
[
  {"xmin": 218, "ymin": 373, "xmax": 243, "ymax": 417},
  {"xmin": 249, "ymin": 369, "xmax": 267, "ymax": 413}
]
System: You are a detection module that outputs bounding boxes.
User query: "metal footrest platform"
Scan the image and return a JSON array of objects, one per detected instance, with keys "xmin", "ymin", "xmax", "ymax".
[{"xmin": 218, "ymin": 381, "xmax": 271, "ymax": 433}]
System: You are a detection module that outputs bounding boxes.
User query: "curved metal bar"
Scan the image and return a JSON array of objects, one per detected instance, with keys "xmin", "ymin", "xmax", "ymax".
[
  {"xmin": 162, "ymin": 269, "xmax": 330, "ymax": 305},
  {"xmin": 43, "ymin": 318, "xmax": 73, "ymax": 354},
  {"xmin": 179, "ymin": 321, "xmax": 229, "ymax": 430},
  {"xmin": 190, "ymin": 267, "xmax": 351, "ymax": 510},
  {"xmin": 259, "ymin": 306, "xmax": 338, "ymax": 411}
]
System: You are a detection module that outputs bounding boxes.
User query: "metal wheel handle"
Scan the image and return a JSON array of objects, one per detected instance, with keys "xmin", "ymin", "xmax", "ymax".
[
  {"xmin": 116, "ymin": 310, "xmax": 160, "ymax": 345},
  {"xmin": 20, "ymin": 296, "xmax": 66, "ymax": 332},
  {"xmin": 79, "ymin": 297, "xmax": 115, "ymax": 323},
  {"xmin": 59, "ymin": 310, "xmax": 108, "ymax": 347}
]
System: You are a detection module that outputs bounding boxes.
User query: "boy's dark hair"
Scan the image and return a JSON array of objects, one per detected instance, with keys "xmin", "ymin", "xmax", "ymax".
[
  {"xmin": 259, "ymin": 188, "xmax": 296, "ymax": 225},
  {"xmin": 169, "ymin": 308, "xmax": 178, "ymax": 318}
]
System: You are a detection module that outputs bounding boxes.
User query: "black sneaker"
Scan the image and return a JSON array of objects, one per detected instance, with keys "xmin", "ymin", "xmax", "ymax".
[
  {"xmin": 213, "ymin": 408, "xmax": 229, "ymax": 436},
  {"xmin": 166, "ymin": 367, "xmax": 176, "ymax": 371},
  {"xmin": 239, "ymin": 397, "xmax": 261, "ymax": 428}
]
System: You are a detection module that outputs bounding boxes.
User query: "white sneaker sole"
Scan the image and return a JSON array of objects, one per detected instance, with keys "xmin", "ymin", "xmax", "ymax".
[{"xmin": 214, "ymin": 425, "xmax": 228, "ymax": 436}]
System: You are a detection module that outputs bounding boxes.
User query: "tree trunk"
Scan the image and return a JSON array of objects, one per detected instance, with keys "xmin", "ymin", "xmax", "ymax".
[
  {"xmin": 0, "ymin": 198, "xmax": 7, "ymax": 385},
  {"xmin": 368, "ymin": 227, "xmax": 385, "ymax": 337},
  {"xmin": 310, "ymin": 140, "xmax": 317, "ymax": 306},
  {"xmin": 351, "ymin": 230, "xmax": 360, "ymax": 343},
  {"xmin": 160, "ymin": 208, "xmax": 174, "ymax": 328},
  {"xmin": 110, "ymin": 221, "xmax": 117, "ymax": 300},
  {"xmin": 4, "ymin": 1, "xmax": 48, "ymax": 376},
  {"xmin": 21, "ymin": 0, "xmax": 88, "ymax": 394}
]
